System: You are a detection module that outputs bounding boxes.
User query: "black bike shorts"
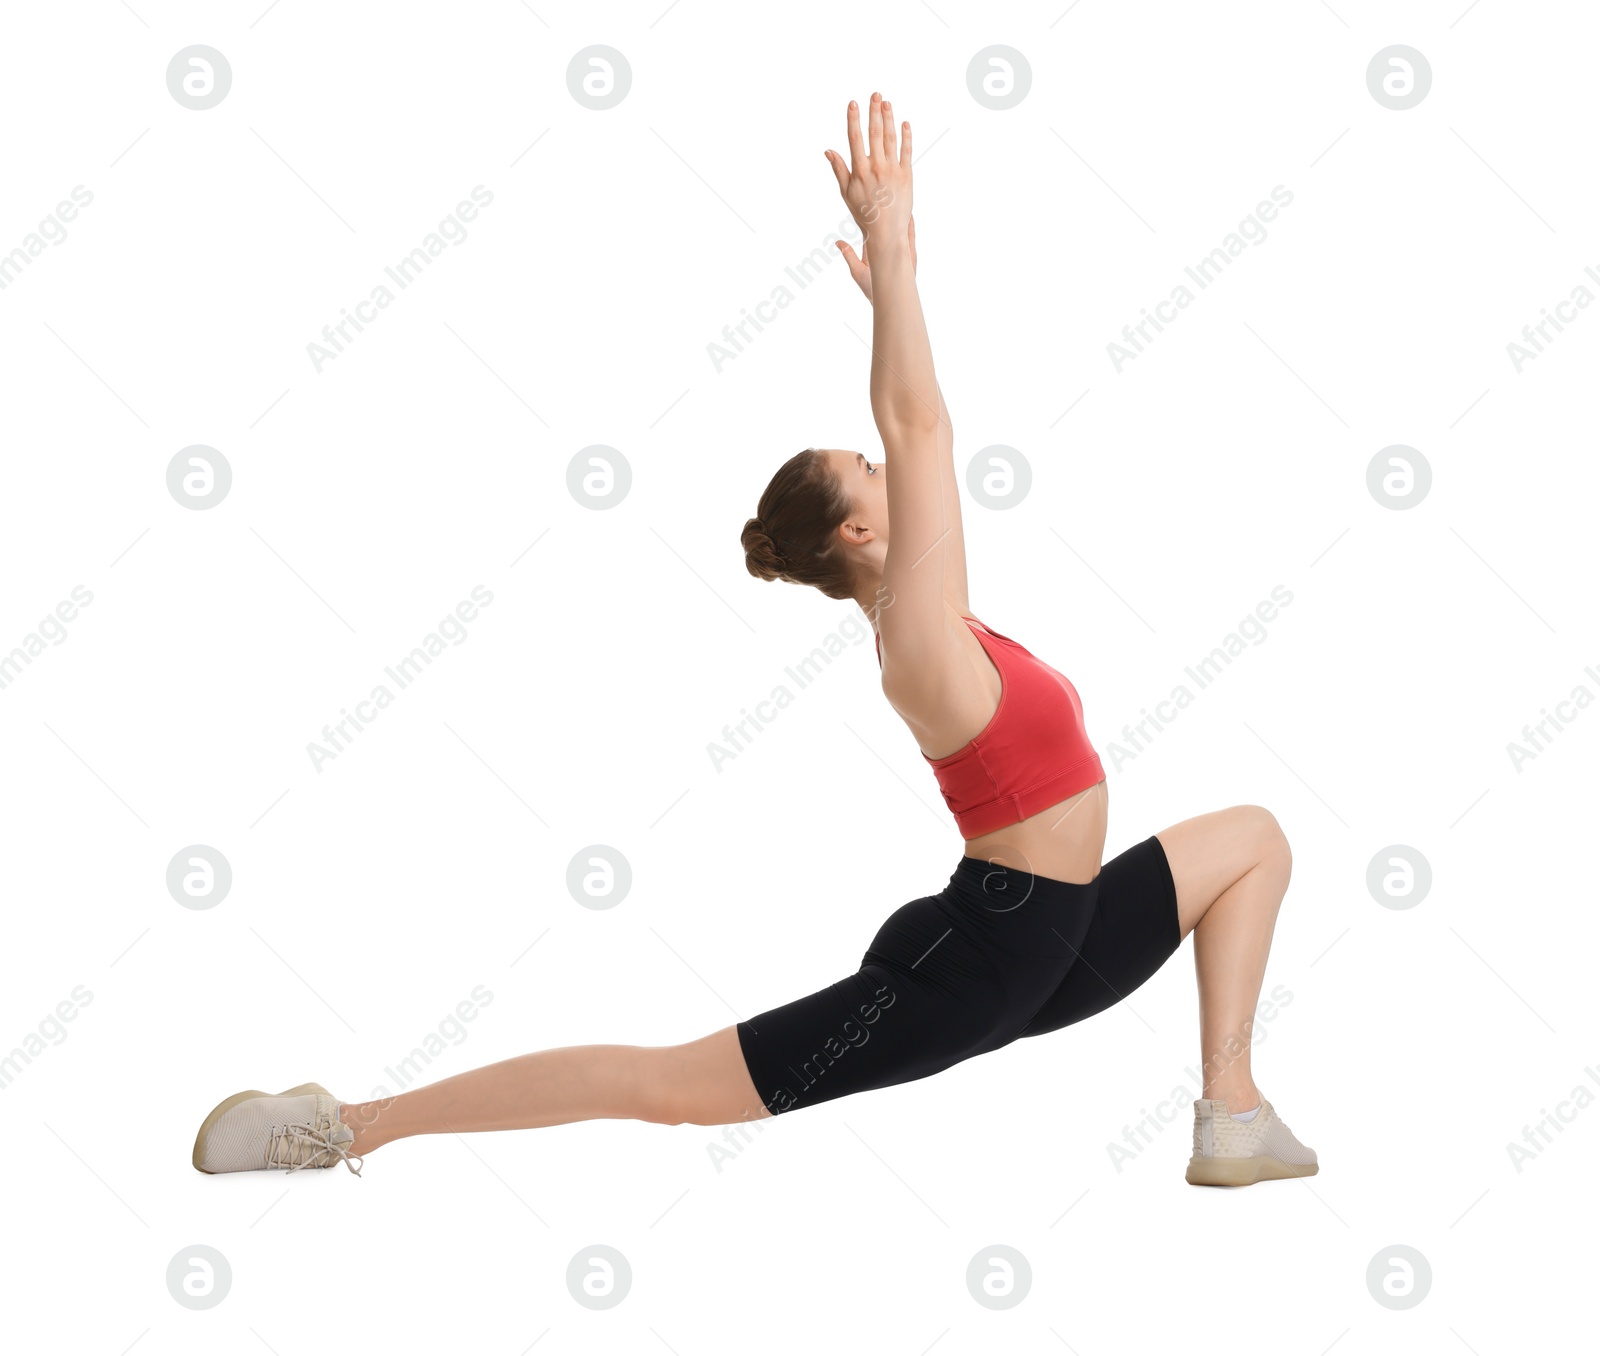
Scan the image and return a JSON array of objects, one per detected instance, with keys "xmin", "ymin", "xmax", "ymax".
[{"xmin": 735, "ymin": 834, "xmax": 1181, "ymax": 1116}]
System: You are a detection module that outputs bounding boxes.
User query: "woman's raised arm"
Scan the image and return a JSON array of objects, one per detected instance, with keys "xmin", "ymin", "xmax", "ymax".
[
  {"xmin": 828, "ymin": 94, "xmax": 962, "ymax": 675},
  {"xmin": 832, "ymin": 215, "xmax": 970, "ymax": 617}
]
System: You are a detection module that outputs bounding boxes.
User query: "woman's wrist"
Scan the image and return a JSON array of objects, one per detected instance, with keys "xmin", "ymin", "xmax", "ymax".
[{"xmin": 864, "ymin": 229, "xmax": 914, "ymax": 269}]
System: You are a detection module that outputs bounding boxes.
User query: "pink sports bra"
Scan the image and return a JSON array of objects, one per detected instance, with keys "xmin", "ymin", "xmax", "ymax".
[{"xmin": 875, "ymin": 615, "xmax": 1105, "ymax": 838}]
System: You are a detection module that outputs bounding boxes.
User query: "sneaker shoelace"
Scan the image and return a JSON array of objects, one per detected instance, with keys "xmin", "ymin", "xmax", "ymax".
[{"xmin": 266, "ymin": 1120, "xmax": 364, "ymax": 1176}]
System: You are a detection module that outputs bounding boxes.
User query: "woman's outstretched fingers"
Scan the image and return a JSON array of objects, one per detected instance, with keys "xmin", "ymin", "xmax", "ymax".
[
  {"xmin": 836, "ymin": 237, "xmax": 870, "ymax": 297},
  {"xmin": 824, "ymin": 147, "xmax": 847, "ymax": 195},
  {"xmin": 830, "ymin": 98, "xmax": 913, "ymax": 271}
]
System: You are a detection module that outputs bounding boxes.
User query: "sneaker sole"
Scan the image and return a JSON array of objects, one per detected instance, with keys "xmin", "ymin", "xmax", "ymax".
[
  {"xmin": 1185, "ymin": 1154, "xmax": 1319, "ymax": 1187},
  {"xmin": 191, "ymin": 1082, "xmax": 333, "ymax": 1173}
]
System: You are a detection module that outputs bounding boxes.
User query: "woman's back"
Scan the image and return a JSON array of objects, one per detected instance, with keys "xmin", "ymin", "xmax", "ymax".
[{"xmin": 878, "ymin": 607, "xmax": 1109, "ymax": 884}]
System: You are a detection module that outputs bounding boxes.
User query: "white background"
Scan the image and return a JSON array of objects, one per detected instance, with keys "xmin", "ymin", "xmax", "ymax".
[{"xmin": 2, "ymin": 1, "xmax": 1595, "ymax": 1351}]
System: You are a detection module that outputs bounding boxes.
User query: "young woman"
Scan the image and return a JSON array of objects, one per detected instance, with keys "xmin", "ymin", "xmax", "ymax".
[{"xmin": 193, "ymin": 93, "xmax": 1316, "ymax": 1189}]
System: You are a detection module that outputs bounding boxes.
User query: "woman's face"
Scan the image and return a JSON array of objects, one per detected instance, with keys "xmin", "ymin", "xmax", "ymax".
[{"xmin": 822, "ymin": 447, "xmax": 887, "ymax": 546}]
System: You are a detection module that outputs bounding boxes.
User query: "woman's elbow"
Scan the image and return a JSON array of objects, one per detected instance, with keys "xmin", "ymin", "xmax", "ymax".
[{"xmin": 873, "ymin": 405, "xmax": 941, "ymax": 447}]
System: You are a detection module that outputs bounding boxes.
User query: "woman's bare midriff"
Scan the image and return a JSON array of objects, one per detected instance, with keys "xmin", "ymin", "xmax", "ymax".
[
  {"xmin": 959, "ymin": 778, "xmax": 1109, "ymax": 885},
  {"xmin": 881, "ymin": 610, "xmax": 1109, "ymax": 884}
]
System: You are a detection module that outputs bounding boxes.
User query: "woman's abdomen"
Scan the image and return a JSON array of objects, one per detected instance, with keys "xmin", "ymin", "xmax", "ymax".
[{"xmin": 958, "ymin": 779, "xmax": 1109, "ymax": 885}]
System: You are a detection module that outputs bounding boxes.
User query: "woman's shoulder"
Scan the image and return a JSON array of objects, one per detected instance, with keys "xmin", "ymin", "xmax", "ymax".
[
  {"xmin": 873, "ymin": 605, "xmax": 985, "ymax": 663},
  {"xmin": 875, "ymin": 604, "xmax": 1008, "ymax": 758}
]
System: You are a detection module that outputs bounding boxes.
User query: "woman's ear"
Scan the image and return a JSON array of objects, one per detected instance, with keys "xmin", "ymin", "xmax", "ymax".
[{"xmin": 838, "ymin": 517, "xmax": 875, "ymax": 547}]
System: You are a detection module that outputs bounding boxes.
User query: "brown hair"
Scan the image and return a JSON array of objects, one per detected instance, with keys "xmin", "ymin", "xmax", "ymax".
[{"xmin": 741, "ymin": 447, "xmax": 856, "ymax": 601}]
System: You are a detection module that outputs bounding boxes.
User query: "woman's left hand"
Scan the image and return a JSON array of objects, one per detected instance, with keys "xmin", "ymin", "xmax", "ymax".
[{"xmin": 831, "ymin": 214, "xmax": 917, "ymax": 304}]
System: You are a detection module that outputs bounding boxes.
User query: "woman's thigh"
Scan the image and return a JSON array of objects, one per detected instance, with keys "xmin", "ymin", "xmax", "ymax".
[
  {"xmin": 641, "ymin": 1025, "xmax": 775, "ymax": 1127},
  {"xmin": 1015, "ymin": 806, "xmax": 1292, "ymax": 1038},
  {"xmin": 1155, "ymin": 804, "xmax": 1290, "ymax": 939},
  {"xmin": 671, "ymin": 814, "xmax": 1291, "ymax": 1122},
  {"xmin": 734, "ymin": 894, "xmax": 1016, "ymax": 1116},
  {"xmin": 1016, "ymin": 833, "xmax": 1182, "ymax": 1038}
]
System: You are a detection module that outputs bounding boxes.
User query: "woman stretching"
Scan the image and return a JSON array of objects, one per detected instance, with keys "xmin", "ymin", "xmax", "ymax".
[{"xmin": 193, "ymin": 93, "xmax": 1317, "ymax": 1189}]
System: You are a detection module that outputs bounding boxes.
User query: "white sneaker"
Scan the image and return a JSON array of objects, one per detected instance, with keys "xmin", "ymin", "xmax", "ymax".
[
  {"xmin": 192, "ymin": 1083, "xmax": 363, "ymax": 1175},
  {"xmin": 1185, "ymin": 1095, "xmax": 1317, "ymax": 1187}
]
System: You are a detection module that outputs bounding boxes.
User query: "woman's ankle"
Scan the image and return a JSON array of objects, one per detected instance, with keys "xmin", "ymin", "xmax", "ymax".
[
  {"xmin": 340, "ymin": 1100, "xmax": 393, "ymax": 1156},
  {"xmin": 1203, "ymin": 1082, "xmax": 1260, "ymax": 1115}
]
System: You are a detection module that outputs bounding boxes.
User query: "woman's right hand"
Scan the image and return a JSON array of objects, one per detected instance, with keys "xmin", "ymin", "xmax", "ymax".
[{"xmin": 823, "ymin": 92, "xmax": 913, "ymax": 254}]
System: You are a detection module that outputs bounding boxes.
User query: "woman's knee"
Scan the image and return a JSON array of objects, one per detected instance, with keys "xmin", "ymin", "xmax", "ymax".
[
  {"xmin": 1240, "ymin": 804, "xmax": 1292, "ymax": 881},
  {"xmin": 631, "ymin": 1048, "xmax": 696, "ymax": 1125},
  {"xmin": 634, "ymin": 1033, "xmax": 768, "ymax": 1127},
  {"xmin": 1241, "ymin": 799, "xmax": 1292, "ymax": 895},
  {"xmin": 638, "ymin": 1092, "xmax": 694, "ymax": 1127}
]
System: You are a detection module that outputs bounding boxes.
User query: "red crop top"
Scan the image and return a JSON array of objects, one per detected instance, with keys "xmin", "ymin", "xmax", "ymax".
[{"xmin": 875, "ymin": 615, "xmax": 1105, "ymax": 838}]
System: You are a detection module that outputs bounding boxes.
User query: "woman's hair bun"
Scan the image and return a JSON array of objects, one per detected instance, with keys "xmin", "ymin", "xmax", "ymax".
[
  {"xmin": 739, "ymin": 447, "xmax": 857, "ymax": 601},
  {"xmin": 741, "ymin": 516, "xmax": 787, "ymax": 581}
]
